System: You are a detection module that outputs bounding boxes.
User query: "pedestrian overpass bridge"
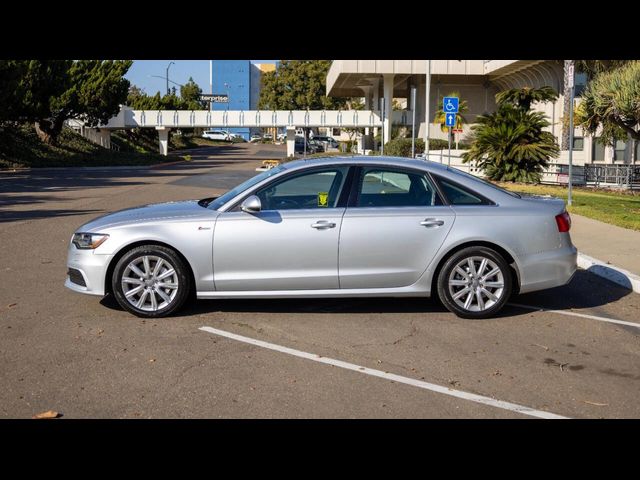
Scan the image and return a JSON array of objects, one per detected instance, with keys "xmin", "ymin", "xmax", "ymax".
[{"xmin": 69, "ymin": 107, "xmax": 416, "ymax": 156}]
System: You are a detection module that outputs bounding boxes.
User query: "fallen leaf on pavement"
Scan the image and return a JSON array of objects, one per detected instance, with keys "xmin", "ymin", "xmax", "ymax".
[
  {"xmin": 532, "ymin": 343, "xmax": 549, "ymax": 351},
  {"xmin": 149, "ymin": 358, "xmax": 156, "ymax": 363},
  {"xmin": 7, "ymin": 303, "xmax": 17, "ymax": 308},
  {"xmin": 32, "ymin": 410, "xmax": 61, "ymax": 419},
  {"xmin": 583, "ymin": 400, "xmax": 609, "ymax": 407}
]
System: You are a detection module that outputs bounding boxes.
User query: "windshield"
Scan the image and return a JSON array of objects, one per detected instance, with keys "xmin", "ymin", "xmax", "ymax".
[
  {"xmin": 207, "ymin": 165, "xmax": 287, "ymax": 210},
  {"xmin": 446, "ymin": 167, "xmax": 521, "ymax": 198}
]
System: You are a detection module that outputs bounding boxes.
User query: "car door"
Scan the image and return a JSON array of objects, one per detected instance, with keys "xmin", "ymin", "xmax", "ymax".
[
  {"xmin": 339, "ymin": 166, "xmax": 456, "ymax": 289},
  {"xmin": 213, "ymin": 166, "xmax": 352, "ymax": 291}
]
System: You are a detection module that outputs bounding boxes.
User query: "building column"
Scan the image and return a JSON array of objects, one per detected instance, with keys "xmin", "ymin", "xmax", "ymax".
[
  {"xmin": 360, "ymin": 86, "xmax": 372, "ymax": 136},
  {"xmin": 371, "ymin": 78, "xmax": 380, "ymax": 140},
  {"xmin": 286, "ymin": 127, "xmax": 296, "ymax": 158},
  {"xmin": 382, "ymin": 74, "xmax": 394, "ymax": 146},
  {"xmin": 605, "ymin": 144, "xmax": 615, "ymax": 164},
  {"xmin": 156, "ymin": 127, "xmax": 171, "ymax": 156}
]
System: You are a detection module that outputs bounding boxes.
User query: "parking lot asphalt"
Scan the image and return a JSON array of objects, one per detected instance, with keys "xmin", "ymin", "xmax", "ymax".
[{"xmin": 1, "ymin": 144, "xmax": 639, "ymax": 419}]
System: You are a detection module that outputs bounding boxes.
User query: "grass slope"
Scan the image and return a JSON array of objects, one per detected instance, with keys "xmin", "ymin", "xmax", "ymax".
[{"xmin": 0, "ymin": 124, "xmax": 172, "ymax": 168}]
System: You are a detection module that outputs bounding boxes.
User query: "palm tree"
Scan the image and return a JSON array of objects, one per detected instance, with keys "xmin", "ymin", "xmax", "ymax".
[
  {"xmin": 495, "ymin": 86, "xmax": 558, "ymax": 111},
  {"xmin": 433, "ymin": 92, "xmax": 468, "ymax": 132},
  {"xmin": 462, "ymin": 87, "xmax": 559, "ymax": 183}
]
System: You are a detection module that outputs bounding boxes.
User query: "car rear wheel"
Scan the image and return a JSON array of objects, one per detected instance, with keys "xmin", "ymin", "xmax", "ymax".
[
  {"xmin": 437, "ymin": 246, "xmax": 512, "ymax": 319},
  {"xmin": 112, "ymin": 245, "xmax": 191, "ymax": 318}
]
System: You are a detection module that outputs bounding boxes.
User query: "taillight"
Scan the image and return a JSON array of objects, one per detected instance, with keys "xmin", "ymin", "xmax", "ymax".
[{"xmin": 555, "ymin": 211, "xmax": 571, "ymax": 232}]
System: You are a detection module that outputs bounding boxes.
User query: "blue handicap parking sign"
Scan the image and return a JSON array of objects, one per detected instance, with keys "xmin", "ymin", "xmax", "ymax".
[
  {"xmin": 445, "ymin": 113, "xmax": 456, "ymax": 127},
  {"xmin": 443, "ymin": 97, "xmax": 459, "ymax": 114}
]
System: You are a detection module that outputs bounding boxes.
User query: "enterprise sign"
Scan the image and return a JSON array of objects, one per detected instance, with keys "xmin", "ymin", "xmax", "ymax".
[{"xmin": 200, "ymin": 94, "xmax": 229, "ymax": 103}]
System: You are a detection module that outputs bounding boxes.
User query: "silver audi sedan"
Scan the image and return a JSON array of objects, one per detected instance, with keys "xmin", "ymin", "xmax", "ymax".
[{"xmin": 65, "ymin": 157, "xmax": 577, "ymax": 319}]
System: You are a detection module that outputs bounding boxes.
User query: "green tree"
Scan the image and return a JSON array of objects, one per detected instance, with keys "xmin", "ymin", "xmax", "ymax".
[
  {"xmin": 576, "ymin": 60, "xmax": 640, "ymax": 146},
  {"xmin": 561, "ymin": 60, "xmax": 632, "ymax": 149},
  {"xmin": 0, "ymin": 60, "xmax": 70, "ymax": 124},
  {"xmin": 180, "ymin": 77, "xmax": 206, "ymax": 110},
  {"xmin": 34, "ymin": 60, "xmax": 132, "ymax": 144},
  {"xmin": 258, "ymin": 60, "xmax": 348, "ymax": 110},
  {"xmin": 462, "ymin": 87, "xmax": 559, "ymax": 183},
  {"xmin": 495, "ymin": 85, "xmax": 557, "ymax": 111},
  {"xmin": 433, "ymin": 92, "xmax": 467, "ymax": 132}
]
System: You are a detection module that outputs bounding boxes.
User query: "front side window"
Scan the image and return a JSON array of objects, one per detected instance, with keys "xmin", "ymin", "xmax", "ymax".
[
  {"xmin": 208, "ymin": 165, "xmax": 286, "ymax": 210},
  {"xmin": 256, "ymin": 167, "xmax": 349, "ymax": 211},
  {"xmin": 356, "ymin": 168, "xmax": 442, "ymax": 207}
]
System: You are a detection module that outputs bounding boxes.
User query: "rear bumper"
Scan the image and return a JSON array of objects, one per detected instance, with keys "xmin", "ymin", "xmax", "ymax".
[
  {"xmin": 65, "ymin": 243, "xmax": 112, "ymax": 296},
  {"xmin": 518, "ymin": 244, "xmax": 578, "ymax": 294}
]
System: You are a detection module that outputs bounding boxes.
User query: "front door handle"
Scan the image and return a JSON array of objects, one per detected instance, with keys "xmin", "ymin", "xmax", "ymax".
[
  {"xmin": 311, "ymin": 221, "xmax": 336, "ymax": 229},
  {"xmin": 420, "ymin": 218, "xmax": 444, "ymax": 228}
]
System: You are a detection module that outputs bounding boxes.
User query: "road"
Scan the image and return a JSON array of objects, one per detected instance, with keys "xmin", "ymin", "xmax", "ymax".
[{"xmin": 1, "ymin": 143, "xmax": 639, "ymax": 419}]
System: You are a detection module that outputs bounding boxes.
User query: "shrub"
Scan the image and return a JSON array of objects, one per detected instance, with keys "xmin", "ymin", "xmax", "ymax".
[{"xmin": 383, "ymin": 138, "xmax": 425, "ymax": 157}]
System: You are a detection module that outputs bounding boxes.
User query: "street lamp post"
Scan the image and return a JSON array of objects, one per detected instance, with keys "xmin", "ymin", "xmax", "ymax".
[{"xmin": 166, "ymin": 61, "xmax": 175, "ymax": 95}]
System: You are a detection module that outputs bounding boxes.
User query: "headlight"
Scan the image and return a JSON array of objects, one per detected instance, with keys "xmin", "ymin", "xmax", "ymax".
[{"xmin": 72, "ymin": 232, "xmax": 109, "ymax": 249}]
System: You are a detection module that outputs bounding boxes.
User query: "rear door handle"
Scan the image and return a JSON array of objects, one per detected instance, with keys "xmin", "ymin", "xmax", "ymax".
[
  {"xmin": 420, "ymin": 218, "xmax": 444, "ymax": 227},
  {"xmin": 311, "ymin": 221, "xmax": 336, "ymax": 229}
]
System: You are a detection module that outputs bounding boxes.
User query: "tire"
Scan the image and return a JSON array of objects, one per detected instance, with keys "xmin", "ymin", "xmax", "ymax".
[
  {"xmin": 112, "ymin": 245, "xmax": 191, "ymax": 318},
  {"xmin": 437, "ymin": 246, "xmax": 512, "ymax": 319}
]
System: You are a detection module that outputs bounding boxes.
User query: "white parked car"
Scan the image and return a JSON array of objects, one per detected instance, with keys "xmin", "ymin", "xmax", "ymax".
[
  {"xmin": 202, "ymin": 130, "xmax": 231, "ymax": 142},
  {"xmin": 263, "ymin": 133, "xmax": 273, "ymax": 141},
  {"xmin": 250, "ymin": 134, "xmax": 262, "ymax": 143}
]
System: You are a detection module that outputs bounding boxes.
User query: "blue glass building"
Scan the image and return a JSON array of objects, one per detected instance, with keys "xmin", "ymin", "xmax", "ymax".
[{"xmin": 211, "ymin": 60, "xmax": 251, "ymax": 140}]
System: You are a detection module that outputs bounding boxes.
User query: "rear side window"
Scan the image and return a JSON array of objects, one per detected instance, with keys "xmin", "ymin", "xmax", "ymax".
[
  {"xmin": 434, "ymin": 176, "xmax": 493, "ymax": 205},
  {"xmin": 356, "ymin": 168, "xmax": 443, "ymax": 207}
]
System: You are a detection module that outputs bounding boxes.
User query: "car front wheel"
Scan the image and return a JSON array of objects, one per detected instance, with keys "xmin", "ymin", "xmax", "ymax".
[
  {"xmin": 437, "ymin": 246, "xmax": 512, "ymax": 319},
  {"xmin": 112, "ymin": 245, "xmax": 191, "ymax": 318}
]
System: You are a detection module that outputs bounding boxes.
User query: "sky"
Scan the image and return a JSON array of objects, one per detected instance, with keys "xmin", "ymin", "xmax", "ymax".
[{"xmin": 125, "ymin": 60, "xmax": 279, "ymax": 96}]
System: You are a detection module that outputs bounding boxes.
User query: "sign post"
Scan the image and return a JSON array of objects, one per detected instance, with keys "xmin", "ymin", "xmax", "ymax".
[
  {"xmin": 566, "ymin": 61, "xmax": 575, "ymax": 207},
  {"xmin": 411, "ymin": 87, "xmax": 417, "ymax": 158},
  {"xmin": 443, "ymin": 96, "xmax": 458, "ymax": 166}
]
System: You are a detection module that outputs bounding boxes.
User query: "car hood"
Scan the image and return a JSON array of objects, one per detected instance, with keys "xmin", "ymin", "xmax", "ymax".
[{"xmin": 77, "ymin": 200, "xmax": 214, "ymax": 232}]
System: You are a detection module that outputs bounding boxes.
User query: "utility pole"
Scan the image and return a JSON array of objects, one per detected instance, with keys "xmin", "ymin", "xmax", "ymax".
[
  {"xmin": 566, "ymin": 60, "xmax": 575, "ymax": 207},
  {"xmin": 411, "ymin": 86, "xmax": 416, "ymax": 158},
  {"xmin": 166, "ymin": 61, "xmax": 175, "ymax": 95},
  {"xmin": 209, "ymin": 60, "xmax": 213, "ymax": 112},
  {"xmin": 425, "ymin": 60, "xmax": 431, "ymax": 159}
]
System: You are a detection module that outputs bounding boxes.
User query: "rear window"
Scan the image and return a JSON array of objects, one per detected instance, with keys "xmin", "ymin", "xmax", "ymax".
[{"xmin": 446, "ymin": 167, "xmax": 521, "ymax": 198}]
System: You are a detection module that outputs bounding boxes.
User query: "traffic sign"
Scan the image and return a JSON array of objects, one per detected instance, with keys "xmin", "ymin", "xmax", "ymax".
[
  {"xmin": 443, "ymin": 96, "xmax": 459, "ymax": 114},
  {"xmin": 445, "ymin": 113, "xmax": 456, "ymax": 127}
]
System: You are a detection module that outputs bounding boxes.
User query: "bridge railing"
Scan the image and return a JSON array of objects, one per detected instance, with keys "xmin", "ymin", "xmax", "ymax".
[{"xmin": 116, "ymin": 109, "xmax": 385, "ymax": 129}]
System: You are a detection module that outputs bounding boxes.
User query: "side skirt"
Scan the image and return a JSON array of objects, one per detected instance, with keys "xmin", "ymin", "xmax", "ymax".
[{"xmin": 196, "ymin": 286, "xmax": 430, "ymax": 299}]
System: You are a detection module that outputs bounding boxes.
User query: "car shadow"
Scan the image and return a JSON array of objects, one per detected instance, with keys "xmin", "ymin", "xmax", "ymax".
[
  {"xmin": 513, "ymin": 269, "xmax": 630, "ymax": 308},
  {"xmin": 99, "ymin": 269, "xmax": 630, "ymax": 319}
]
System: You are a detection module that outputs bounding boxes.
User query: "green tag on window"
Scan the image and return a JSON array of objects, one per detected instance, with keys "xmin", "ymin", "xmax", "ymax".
[{"xmin": 318, "ymin": 192, "xmax": 329, "ymax": 207}]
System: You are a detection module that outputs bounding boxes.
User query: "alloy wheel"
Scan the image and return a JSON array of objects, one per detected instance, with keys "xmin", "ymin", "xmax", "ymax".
[{"xmin": 121, "ymin": 255, "xmax": 179, "ymax": 312}]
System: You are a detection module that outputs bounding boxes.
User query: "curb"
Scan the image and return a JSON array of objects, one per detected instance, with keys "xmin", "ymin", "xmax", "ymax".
[{"xmin": 578, "ymin": 252, "xmax": 640, "ymax": 294}]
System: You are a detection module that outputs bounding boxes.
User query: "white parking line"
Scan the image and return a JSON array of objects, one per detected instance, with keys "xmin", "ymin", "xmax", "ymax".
[
  {"xmin": 199, "ymin": 326, "xmax": 568, "ymax": 419},
  {"xmin": 508, "ymin": 303, "xmax": 640, "ymax": 330}
]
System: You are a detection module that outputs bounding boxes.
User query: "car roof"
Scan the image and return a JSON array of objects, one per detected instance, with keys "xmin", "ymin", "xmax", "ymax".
[{"xmin": 281, "ymin": 155, "xmax": 450, "ymax": 172}]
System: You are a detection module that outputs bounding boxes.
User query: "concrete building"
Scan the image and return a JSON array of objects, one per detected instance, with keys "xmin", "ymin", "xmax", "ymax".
[
  {"xmin": 326, "ymin": 60, "xmax": 638, "ymax": 165},
  {"xmin": 211, "ymin": 60, "xmax": 277, "ymax": 140}
]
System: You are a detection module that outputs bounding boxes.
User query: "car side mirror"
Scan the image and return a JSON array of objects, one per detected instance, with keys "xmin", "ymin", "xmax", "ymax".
[{"xmin": 241, "ymin": 195, "xmax": 262, "ymax": 213}]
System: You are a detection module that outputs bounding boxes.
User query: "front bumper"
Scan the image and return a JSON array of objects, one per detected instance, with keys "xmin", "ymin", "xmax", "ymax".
[{"xmin": 65, "ymin": 242, "xmax": 113, "ymax": 296}]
